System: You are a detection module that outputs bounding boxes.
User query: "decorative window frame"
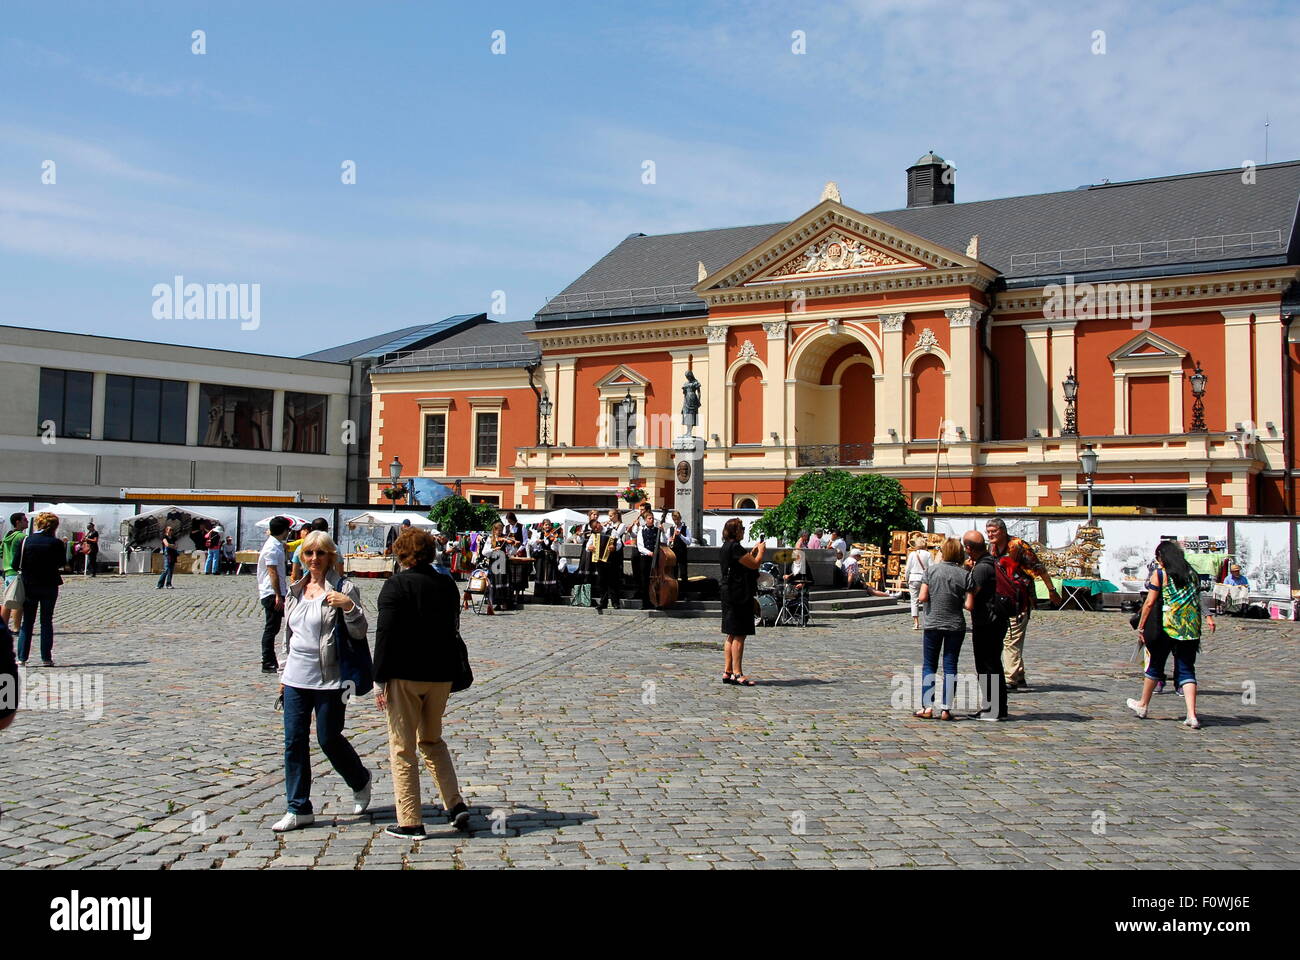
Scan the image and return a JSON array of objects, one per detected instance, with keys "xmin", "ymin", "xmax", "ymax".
[
  {"xmin": 725, "ymin": 356, "xmax": 768, "ymax": 447},
  {"xmin": 595, "ymin": 365, "xmax": 649, "ymax": 448},
  {"xmin": 1107, "ymin": 331, "xmax": 1188, "ymax": 435},
  {"xmin": 733, "ymin": 495, "xmax": 759, "ymax": 509},
  {"xmin": 417, "ymin": 397, "xmax": 452, "ymax": 473},
  {"xmin": 468, "ymin": 397, "xmax": 505, "ymax": 477}
]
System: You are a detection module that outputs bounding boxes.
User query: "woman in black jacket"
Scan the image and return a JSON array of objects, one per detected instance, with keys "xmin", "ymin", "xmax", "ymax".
[
  {"xmin": 375, "ymin": 527, "xmax": 470, "ymax": 840},
  {"xmin": 16, "ymin": 512, "xmax": 65, "ymax": 666}
]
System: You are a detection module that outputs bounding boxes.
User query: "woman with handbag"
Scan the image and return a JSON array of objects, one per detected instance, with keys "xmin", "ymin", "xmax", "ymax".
[
  {"xmin": 1128, "ymin": 539, "xmax": 1214, "ymax": 729},
  {"xmin": 272, "ymin": 530, "xmax": 373, "ymax": 832},
  {"xmin": 719, "ymin": 517, "xmax": 764, "ymax": 686},
  {"xmin": 375, "ymin": 527, "xmax": 471, "ymax": 839},
  {"xmin": 16, "ymin": 512, "xmax": 64, "ymax": 667}
]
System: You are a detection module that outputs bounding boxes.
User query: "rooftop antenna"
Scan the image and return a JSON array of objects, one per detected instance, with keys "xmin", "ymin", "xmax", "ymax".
[{"xmin": 1265, "ymin": 114, "xmax": 1270, "ymax": 165}]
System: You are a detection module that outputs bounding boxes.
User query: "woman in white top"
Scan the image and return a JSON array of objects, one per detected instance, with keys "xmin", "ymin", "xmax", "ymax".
[
  {"xmin": 272, "ymin": 531, "xmax": 373, "ymax": 832},
  {"xmin": 904, "ymin": 539, "xmax": 932, "ymax": 631}
]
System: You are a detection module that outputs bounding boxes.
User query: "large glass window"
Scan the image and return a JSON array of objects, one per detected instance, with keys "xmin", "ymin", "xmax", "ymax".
[
  {"xmin": 612, "ymin": 397, "xmax": 637, "ymax": 447},
  {"xmin": 105, "ymin": 375, "xmax": 188, "ymax": 444},
  {"xmin": 199, "ymin": 384, "xmax": 274, "ymax": 450},
  {"xmin": 283, "ymin": 392, "xmax": 327, "ymax": 454},
  {"xmin": 475, "ymin": 412, "xmax": 498, "ymax": 468},
  {"xmin": 423, "ymin": 413, "xmax": 446, "ymax": 469},
  {"xmin": 37, "ymin": 368, "xmax": 93, "ymax": 439}
]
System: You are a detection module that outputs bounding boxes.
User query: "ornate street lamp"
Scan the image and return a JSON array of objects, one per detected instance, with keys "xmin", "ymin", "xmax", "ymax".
[
  {"xmin": 388, "ymin": 455, "xmax": 402, "ymax": 513},
  {"xmin": 1079, "ymin": 443, "xmax": 1098, "ymax": 525},
  {"xmin": 1189, "ymin": 361, "xmax": 1208, "ymax": 432},
  {"xmin": 1062, "ymin": 368, "xmax": 1079, "ymax": 436},
  {"xmin": 628, "ymin": 452, "xmax": 641, "ymax": 485},
  {"xmin": 539, "ymin": 389, "xmax": 553, "ymax": 447}
]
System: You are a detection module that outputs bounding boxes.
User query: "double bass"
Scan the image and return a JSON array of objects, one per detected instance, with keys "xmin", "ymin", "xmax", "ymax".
[{"xmin": 647, "ymin": 507, "xmax": 679, "ymax": 608}]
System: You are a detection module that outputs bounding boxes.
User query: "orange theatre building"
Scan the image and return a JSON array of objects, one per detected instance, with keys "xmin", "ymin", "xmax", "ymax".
[{"xmin": 369, "ymin": 156, "xmax": 1300, "ymax": 517}]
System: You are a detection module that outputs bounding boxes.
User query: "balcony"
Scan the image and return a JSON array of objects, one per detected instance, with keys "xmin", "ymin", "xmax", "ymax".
[{"xmin": 796, "ymin": 442, "xmax": 874, "ymax": 467}]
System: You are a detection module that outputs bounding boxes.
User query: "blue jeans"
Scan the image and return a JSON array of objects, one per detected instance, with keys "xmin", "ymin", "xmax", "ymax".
[
  {"xmin": 17, "ymin": 585, "xmax": 58, "ymax": 663},
  {"xmin": 1144, "ymin": 632, "xmax": 1198, "ymax": 690},
  {"xmin": 282, "ymin": 684, "xmax": 369, "ymax": 815},
  {"xmin": 921, "ymin": 627, "xmax": 966, "ymax": 710},
  {"xmin": 156, "ymin": 555, "xmax": 175, "ymax": 588},
  {"xmin": 205, "ymin": 549, "xmax": 221, "ymax": 574}
]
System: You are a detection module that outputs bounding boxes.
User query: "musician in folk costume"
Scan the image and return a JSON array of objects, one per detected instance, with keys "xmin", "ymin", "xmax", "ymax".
[
  {"xmin": 633, "ymin": 503, "xmax": 660, "ymax": 607},
  {"xmin": 480, "ymin": 521, "xmax": 515, "ymax": 612},
  {"xmin": 585, "ymin": 519, "xmax": 623, "ymax": 613},
  {"xmin": 605, "ymin": 508, "xmax": 628, "ymax": 542},
  {"xmin": 529, "ymin": 519, "xmax": 562, "ymax": 604},
  {"xmin": 663, "ymin": 509, "xmax": 691, "ymax": 589}
]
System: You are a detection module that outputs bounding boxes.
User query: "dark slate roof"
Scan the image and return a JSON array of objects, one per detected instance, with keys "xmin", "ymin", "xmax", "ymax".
[
  {"xmin": 301, "ymin": 314, "xmax": 488, "ymax": 362},
  {"xmin": 374, "ymin": 320, "xmax": 540, "ymax": 373},
  {"xmin": 535, "ymin": 161, "xmax": 1300, "ymax": 322}
]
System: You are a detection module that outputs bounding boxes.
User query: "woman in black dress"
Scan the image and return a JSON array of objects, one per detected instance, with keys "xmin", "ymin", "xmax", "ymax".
[{"xmin": 719, "ymin": 517, "xmax": 765, "ymax": 686}]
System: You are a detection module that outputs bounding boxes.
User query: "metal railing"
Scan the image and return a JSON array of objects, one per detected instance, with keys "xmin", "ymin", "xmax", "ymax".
[
  {"xmin": 539, "ymin": 284, "xmax": 701, "ymax": 313},
  {"xmin": 1008, "ymin": 230, "xmax": 1284, "ymax": 271},
  {"xmin": 796, "ymin": 442, "xmax": 874, "ymax": 467},
  {"xmin": 379, "ymin": 342, "xmax": 541, "ymax": 368}
]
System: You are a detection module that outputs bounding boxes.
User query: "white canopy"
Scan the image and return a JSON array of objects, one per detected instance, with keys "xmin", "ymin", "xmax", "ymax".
[
  {"xmin": 120, "ymin": 505, "xmax": 221, "ymax": 551},
  {"xmin": 344, "ymin": 511, "xmax": 437, "ymax": 530},
  {"xmin": 536, "ymin": 508, "xmax": 587, "ymax": 527},
  {"xmin": 34, "ymin": 502, "xmax": 94, "ymax": 517},
  {"xmin": 254, "ymin": 513, "xmax": 314, "ymax": 530}
]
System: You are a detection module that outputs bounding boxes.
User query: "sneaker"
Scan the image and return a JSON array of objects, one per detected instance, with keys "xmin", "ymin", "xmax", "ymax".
[
  {"xmin": 385, "ymin": 824, "xmax": 427, "ymax": 841},
  {"xmin": 978, "ymin": 713, "xmax": 1004, "ymax": 722},
  {"xmin": 1126, "ymin": 698, "xmax": 1149, "ymax": 719},
  {"xmin": 271, "ymin": 812, "xmax": 314, "ymax": 832},
  {"xmin": 41, "ymin": 659, "xmax": 54, "ymax": 668},
  {"xmin": 352, "ymin": 771, "xmax": 372, "ymax": 814},
  {"xmin": 1183, "ymin": 716, "xmax": 1202, "ymax": 730},
  {"xmin": 16, "ymin": 660, "xmax": 26, "ymax": 667},
  {"xmin": 261, "ymin": 665, "xmax": 278, "ymax": 674},
  {"xmin": 447, "ymin": 801, "xmax": 471, "ymax": 832}
]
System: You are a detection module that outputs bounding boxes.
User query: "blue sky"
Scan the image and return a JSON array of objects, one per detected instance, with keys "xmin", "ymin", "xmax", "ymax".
[{"xmin": 1, "ymin": 0, "xmax": 1297, "ymax": 356}]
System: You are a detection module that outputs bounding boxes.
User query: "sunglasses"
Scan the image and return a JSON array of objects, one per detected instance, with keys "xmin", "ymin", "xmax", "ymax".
[{"xmin": 302, "ymin": 549, "xmax": 330, "ymax": 558}]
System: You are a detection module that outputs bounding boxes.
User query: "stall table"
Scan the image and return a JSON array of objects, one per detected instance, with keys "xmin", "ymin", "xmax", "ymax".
[
  {"xmin": 344, "ymin": 555, "xmax": 395, "ymax": 578},
  {"xmin": 1057, "ymin": 577, "xmax": 1119, "ymax": 611}
]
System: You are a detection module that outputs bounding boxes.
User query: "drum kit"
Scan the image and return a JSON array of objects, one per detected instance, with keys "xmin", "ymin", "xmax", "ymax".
[{"xmin": 754, "ymin": 559, "xmax": 812, "ymax": 627}]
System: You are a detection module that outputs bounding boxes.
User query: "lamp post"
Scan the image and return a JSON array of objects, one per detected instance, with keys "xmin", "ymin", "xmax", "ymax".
[
  {"xmin": 388, "ymin": 455, "xmax": 402, "ymax": 513},
  {"xmin": 1079, "ymin": 443, "xmax": 1098, "ymax": 525},
  {"xmin": 539, "ymin": 389, "xmax": 553, "ymax": 447},
  {"xmin": 1190, "ymin": 361, "xmax": 1208, "ymax": 432},
  {"xmin": 1062, "ymin": 368, "xmax": 1079, "ymax": 436},
  {"xmin": 628, "ymin": 451, "xmax": 642, "ymax": 505}
]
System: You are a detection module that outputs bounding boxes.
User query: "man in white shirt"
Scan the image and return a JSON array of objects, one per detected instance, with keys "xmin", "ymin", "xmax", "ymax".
[
  {"xmin": 830, "ymin": 532, "xmax": 848, "ymax": 557},
  {"xmin": 257, "ymin": 516, "xmax": 291, "ymax": 673}
]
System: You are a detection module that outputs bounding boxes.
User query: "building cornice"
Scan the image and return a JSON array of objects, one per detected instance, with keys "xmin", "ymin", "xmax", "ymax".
[
  {"xmin": 530, "ymin": 321, "xmax": 709, "ymax": 351},
  {"xmin": 992, "ymin": 266, "xmax": 1300, "ymax": 316}
]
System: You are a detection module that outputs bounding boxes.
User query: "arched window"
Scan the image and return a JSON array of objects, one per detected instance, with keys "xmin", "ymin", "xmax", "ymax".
[
  {"xmin": 736, "ymin": 497, "xmax": 757, "ymax": 510},
  {"xmin": 910, "ymin": 354, "xmax": 946, "ymax": 440},
  {"xmin": 733, "ymin": 365, "xmax": 763, "ymax": 445}
]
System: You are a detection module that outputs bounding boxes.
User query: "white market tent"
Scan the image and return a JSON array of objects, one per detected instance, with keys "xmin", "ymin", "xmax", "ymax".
[
  {"xmin": 345, "ymin": 511, "xmax": 437, "ymax": 530},
  {"xmin": 119, "ymin": 505, "xmax": 221, "ymax": 573},
  {"xmin": 536, "ymin": 508, "xmax": 587, "ymax": 528}
]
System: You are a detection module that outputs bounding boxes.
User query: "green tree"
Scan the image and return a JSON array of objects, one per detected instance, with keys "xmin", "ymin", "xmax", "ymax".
[
  {"xmin": 751, "ymin": 470, "xmax": 922, "ymax": 548},
  {"xmin": 427, "ymin": 495, "xmax": 501, "ymax": 534}
]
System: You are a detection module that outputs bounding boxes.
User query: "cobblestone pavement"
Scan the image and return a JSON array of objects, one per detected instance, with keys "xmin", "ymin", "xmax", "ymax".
[{"xmin": 1, "ymin": 572, "xmax": 1295, "ymax": 869}]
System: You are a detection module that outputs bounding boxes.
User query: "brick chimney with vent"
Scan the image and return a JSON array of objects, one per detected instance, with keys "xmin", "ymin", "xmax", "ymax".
[{"xmin": 906, "ymin": 151, "xmax": 954, "ymax": 207}]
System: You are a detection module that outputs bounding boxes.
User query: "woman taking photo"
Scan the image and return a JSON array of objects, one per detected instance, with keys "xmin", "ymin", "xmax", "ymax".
[
  {"xmin": 719, "ymin": 517, "xmax": 764, "ymax": 686},
  {"xmin": 913, "ymin": 538, "xmax": 968, "ymax": 721},
  {"xmin": 1129, "ymin": 540, "xmax": 1214, "ymax": 729},
  {"xmin": 272, "ymin": 531, "xmax": 373, "ymax": 832},
  {"xmin": 375, "ymin": 528, "xmax": 471, "ymax": 839},
  {"xmin": 16, "ymin": 512, "xmax": 64, "ymax": 667}
]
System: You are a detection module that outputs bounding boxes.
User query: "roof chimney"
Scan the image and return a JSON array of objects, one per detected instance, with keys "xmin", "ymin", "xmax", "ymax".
[{"xmin": 906, "ymin": 151, "xmax": 954, "ymax": 207}]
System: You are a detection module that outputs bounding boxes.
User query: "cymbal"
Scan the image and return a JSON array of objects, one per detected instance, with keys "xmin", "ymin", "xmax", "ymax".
[{"xmin": 766, "ymin": 548, "xmax": 794, "ymax": 563}]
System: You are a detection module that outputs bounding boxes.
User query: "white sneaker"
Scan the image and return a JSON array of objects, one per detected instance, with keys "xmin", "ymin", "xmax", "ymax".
[
  {"xmin": 353, "ymin": 771, "xmax": 372, "ymax": 814},
  {"xmin": 272, "ymin": 812, "xmax": 314, "ymax": 832},
  {"xmin": 1183, "ymin": 716, "xmax": 1202, "ymax": 730},
  {"xmin": 1126, "ymin": 698, "xmax": 1148, "ymax": 719}
]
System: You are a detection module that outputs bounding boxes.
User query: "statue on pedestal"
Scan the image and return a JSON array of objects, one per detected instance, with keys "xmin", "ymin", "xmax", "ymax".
[{"xmin": 681, "ymin": 369, "xmax": 701, "ymax": 435}]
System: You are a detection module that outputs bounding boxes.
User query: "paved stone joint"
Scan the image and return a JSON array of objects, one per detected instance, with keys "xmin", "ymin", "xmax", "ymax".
[{"xmin": 0, "ymin": 574, "xmax": 1293, "ymax": 869}]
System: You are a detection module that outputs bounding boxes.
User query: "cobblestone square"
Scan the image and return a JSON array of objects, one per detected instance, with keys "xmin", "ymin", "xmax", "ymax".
[{"xmin": 1, "ymin": 573, "xmax": 1294, "ymax": 869}]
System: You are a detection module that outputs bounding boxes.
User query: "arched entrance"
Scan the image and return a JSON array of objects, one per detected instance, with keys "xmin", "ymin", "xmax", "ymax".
[{"xmin": 791, "ymin": 329, "xmax": 878, "ymax": 464}]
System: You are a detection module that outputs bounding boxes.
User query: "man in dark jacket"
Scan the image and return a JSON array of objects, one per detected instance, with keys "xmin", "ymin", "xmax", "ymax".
[
  {"xmin": 16, "ymin": 513, "xmax": 66, "ymax": 666},
  {"xmin": 964, "ymin": 531, "xmax": 1009, "ymax": 721},
  {"xmin": 374, "ymin": 527, "xmax": 470, "ymax": 839}
]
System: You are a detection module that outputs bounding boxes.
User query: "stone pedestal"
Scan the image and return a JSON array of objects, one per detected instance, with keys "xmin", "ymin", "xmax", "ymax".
[{"xmin": 673, "ymin": 434, "xmax": 705, "ymax": 545}]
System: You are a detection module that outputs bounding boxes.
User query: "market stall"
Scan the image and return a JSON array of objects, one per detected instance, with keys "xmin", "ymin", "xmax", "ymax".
[
  {"xmin": 340, "ymin": 511, "xmax": 437, "ymax": 577},
  {"xmin": 119, "ymin": 505, "xmax": 219, "ymax": 575}
]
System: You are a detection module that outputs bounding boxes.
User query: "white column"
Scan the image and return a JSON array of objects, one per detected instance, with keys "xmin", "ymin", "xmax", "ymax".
[
  {"xmin": 1222, "ymin": 308, "xmax": 1254, "ymax": 430},
  {"xmin": 90, "ymin": 372, "xmax": 106, "ymax": 440},
  {"xmin": 1048, "ymin": 321, "xmax": 1077, "ymax": 436},
  {"xmin": 1024, "ymin": 323, "xmax": 1050, "ymax": 437},
  {"xmin": 271, "ymin": 390, "xmax": 285, "ymax": 452},
  {"xmin": 186, "ymin": 382, "xmax": 200, "ymax": 446},
  {"xmin": 554, "ymin": 359, "xmax": 576, "ymax": 446},
  {"xmin": 1253, "ymin": 308, "xmax": 1284, "ymax": 430},
  {"xmin": 945, "ymin": 307, "xmax": 977, "ymax": 439},
  {"xmin": 878, "ymin": 313, "xmax": 905, "ymax": 443},
  {"xmin": 706, "ymin": 325, "xmax": 728, "ymax": 446},
  {"xmin": 764, "ymin": 321, "xmax": 787, "ymax": 445}
]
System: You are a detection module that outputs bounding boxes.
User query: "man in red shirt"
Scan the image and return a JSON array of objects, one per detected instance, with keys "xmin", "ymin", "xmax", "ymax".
[{"xmin": 985, "ymin": 519, "xmax": 1060, "ymax": 691}]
